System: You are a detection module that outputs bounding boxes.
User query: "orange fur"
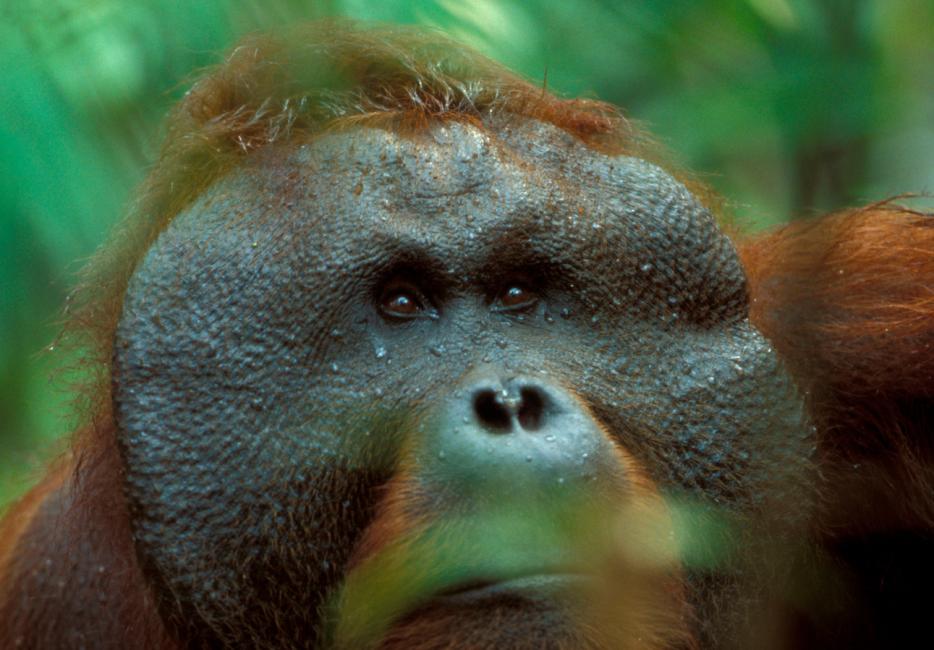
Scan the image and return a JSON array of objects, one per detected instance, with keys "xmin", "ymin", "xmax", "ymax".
[
  {"xmin": 0, "ymin": 423, "xmax": 175, "ymax": 648},
  {"xmin": 740, "ymin": 201, "xmax": 934, "ymax": 537},
  {"xmin": 741, "ymin": 200, "xmax": 934, "ymax": 397}
]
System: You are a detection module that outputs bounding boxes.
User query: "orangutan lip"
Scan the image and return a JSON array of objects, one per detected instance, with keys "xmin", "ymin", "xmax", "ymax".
[{"xmin": 432, "ymin": 573, "xmax": 590, "ymax": 604}]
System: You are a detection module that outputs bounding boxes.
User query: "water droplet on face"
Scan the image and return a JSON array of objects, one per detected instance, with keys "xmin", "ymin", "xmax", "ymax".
[
  {"xmin": 640, "ymin": 262, "xmax": 653, "ymax": 273},
  {"xmin": 557, "ymin": 477, "xmax": 565, "ymax": 485},
  {"xmin": 330, "ymin": 328, "xmax": 342, "ymax": 338},
  {"xmin": 592, "ymin": 222, "xmax": 602, "ymax": 230},
  {"xmin": 544, "ymin": 434, "xmax": 556, "ymax": 443},
  {"xmin": 560, "ymin": 307, "xmax": 572, "ymax": 319},
  {"xmin": 496, "ymin": 339, "xmax": 508, "ymax": 349},
  {"xmin": 374, "ymin": 387, "xmax": 384, "ymax": 397},
  {"xmin": 375, "ymin": 346, "xmax": 387, "ymax": 359},
  {"xmin": 330, "ymin": 363, "xmax": 340, "ymax": 373},
  {"xmin": 525, "ymin": 455, "xmax": 533, "ymax": 463},
  {"xmin": 591, "ymin": 315, "xmax": 600, "ymax": 324},
  {"xmin": 544, "ymin": 313, "xmax": 555, "ymax": 323},
  {"xmin": 429, "ymin": 345, "xmax": 445, "ymax": 357},
  {"xmin": 438, "ymin": 450, "xmax": 447, "ymax": 460},
  {"xmin": 667, "ymin": 296, "xmax": 678, "ymax": 305}
]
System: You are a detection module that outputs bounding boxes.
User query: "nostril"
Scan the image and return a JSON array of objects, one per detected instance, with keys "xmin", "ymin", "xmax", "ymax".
[
  {"xmin": 473, "ymin": 389, "xmax": 512, "ymax": 433},
  {"xmin": 517, "ymin": 387, "xmax": 545, "ymax": 431}
]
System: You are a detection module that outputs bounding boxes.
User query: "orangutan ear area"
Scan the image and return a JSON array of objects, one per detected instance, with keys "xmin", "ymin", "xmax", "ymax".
[{"xmin": 1, "ymin": 20, "xmax": 931, "ymax": 650}]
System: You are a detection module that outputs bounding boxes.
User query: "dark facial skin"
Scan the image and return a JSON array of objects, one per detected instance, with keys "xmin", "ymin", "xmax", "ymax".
[{"xmin": 113, "ymin": 117, "xmax": 811, "ymax": 648}]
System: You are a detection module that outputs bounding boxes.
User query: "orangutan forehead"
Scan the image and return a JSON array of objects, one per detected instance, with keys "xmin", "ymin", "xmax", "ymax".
[{"xmin": 247, "ymin": 119, "xmax": 697, "ymax": 214}]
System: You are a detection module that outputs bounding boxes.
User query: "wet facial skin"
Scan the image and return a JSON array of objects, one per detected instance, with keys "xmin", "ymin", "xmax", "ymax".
[{"xmin": 113, "ymin": 117, "xmax": 810, "ymax": 648}]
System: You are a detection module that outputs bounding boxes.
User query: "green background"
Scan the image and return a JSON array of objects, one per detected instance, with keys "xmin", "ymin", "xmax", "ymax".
[{"xmin": 2, "ymin": 0, "xmax": 932, "ymax": 508}]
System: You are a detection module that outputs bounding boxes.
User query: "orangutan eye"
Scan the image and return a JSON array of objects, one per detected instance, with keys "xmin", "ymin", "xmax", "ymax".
[
  {"xmin": 378, "ymin": 282, "xmax": 433, "ymax": 320},
  {"xmin": 383, "ymin": 291, "xmax": 419, "ymax": 315},
  {"xmin": 494, "ymin": 284, "xmax": 538, "ymax": 312}
]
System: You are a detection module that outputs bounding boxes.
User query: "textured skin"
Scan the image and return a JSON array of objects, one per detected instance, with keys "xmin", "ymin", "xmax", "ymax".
[{"xmin": 113, "ymin": 118, "xmax": 811, "ymax": 647}]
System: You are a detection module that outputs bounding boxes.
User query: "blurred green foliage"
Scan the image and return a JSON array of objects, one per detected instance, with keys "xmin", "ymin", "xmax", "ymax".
[{"xmin": 1, "ymin": 0, "xmax": 932, "ymax": 507}]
